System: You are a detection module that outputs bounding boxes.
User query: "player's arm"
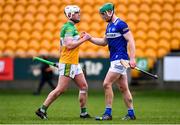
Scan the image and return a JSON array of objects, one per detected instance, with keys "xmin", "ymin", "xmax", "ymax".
[
  {"xmin": 119, "ymin": 21, "xmax": 136, "ymax": 68},
  {"xmin": 64, "ymin": 36, "xmax": 88, "ymax": 49},
  {"xmin": 124, "ymin": 31, "xmax": 136, "ymax": 68},
  {"xmin": 89, "ymin": 37, "xmax": 108, "ymax": 46},
  {"xmin": 63, "ymin": 27, "xmax": 90, "ymax": 49},
  {"xmin": 124, "ymin": 31, "xmax": 136, "ymax": 60}
]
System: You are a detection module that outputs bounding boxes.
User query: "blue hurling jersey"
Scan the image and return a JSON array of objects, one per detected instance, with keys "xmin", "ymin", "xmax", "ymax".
[{"xmin": 105, "ymin": 18, "xmax": 129, "ymax": 61}]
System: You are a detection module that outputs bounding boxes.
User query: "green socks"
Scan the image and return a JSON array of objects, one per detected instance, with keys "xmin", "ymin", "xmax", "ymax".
[
  {"xmin": 40, "ymin": 105, "xmax": 87, "ymax": 115},
  {"xmin": 81, "ymin": 107, "xmax": 87, "ymax": 115},
  {"xmin": 40, "ymin": 105, "xmax": 48, "ymax": 113}
]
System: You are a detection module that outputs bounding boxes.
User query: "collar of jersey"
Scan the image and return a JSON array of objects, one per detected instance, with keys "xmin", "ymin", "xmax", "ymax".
[
  {"xmin": 67, "ymin": 21, "xmax": 74, "ymax": 26},
  {"xmin": 112, "ymin": 17, "xmax": 118, "ymax": 23}
]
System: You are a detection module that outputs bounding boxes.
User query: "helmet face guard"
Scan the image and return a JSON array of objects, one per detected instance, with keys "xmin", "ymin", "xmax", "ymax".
[
  {"xmin": 99, "ymin": 3, "xmax": 114, "ymax": 22},
  {"xmin": 64, "ymin": 5, "xmax": 80, "ymax": 23},
  {"xmin": 100, "ymin": 11, "xmax": 114, "ymax": 22}
]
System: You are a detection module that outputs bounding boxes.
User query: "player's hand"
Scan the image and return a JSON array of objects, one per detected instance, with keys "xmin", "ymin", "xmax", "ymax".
[
  {"xmin": 80, "ymin": 32, "xmax": 86, "ymax": 38},
  {"xmin": 80, "ymin": 32, "xmax": 91, "ymax": 41},
  {"xmin": 129, "ymin": 58, "xmax": 136, "ymax": 69}
]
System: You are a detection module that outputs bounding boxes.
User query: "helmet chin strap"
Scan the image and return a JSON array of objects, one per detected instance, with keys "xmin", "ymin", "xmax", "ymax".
[
  {"xmin": 106, "ymin": 10, "xmax": 114, "ymax": 22},
  {"xmin": 71, "ymin": 19, "xmax": 80, "ymax": 23},
  {"xmin": 68, "ymin": 13, "xmax": 80, "ymax": 24}
]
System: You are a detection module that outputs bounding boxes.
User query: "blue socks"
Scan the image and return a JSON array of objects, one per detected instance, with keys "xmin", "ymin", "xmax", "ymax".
[
  {"xmin": 104, "ymin": 107, "xmax": 135, "ymax": 117},
  {"xmin": 104, "ymin": 107, "xmax": 112, "ymax": 116},
  {"xmin": 128, "ymin": 109, "xmax": 135, "ymax": 117}
]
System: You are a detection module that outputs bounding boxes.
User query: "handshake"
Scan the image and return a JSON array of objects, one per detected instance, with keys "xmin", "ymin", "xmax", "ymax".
[{"xmin": 80, "ymin": 32, "xmax": 92, "ymax": 41}]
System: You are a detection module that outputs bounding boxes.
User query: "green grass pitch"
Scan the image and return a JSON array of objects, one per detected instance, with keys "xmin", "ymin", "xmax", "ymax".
[{"xmin": 0, "ymin": 89, "xmax": 180, "ymax": 124}]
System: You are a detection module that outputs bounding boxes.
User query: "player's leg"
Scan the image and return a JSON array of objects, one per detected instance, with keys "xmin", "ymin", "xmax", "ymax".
[
  {"xmin": 35, "ymin": 63, "xmax": 72, "ymax": 119},
  {"xmin": 36, "ymin": 75, "xmax": 71, "ymax": 119},
  {"xmin": 104, "ymin": 71, "xmax": 120, "ymax": 108},
  {"xmin": 74, "ymin": 73, "xmax": 88, "ymax": 109},
  {"xmin": 104, "ymin": 71, "xmax": 120, "ymax": 115},
  {"xmin": 96, "ymin": 70, "xmax": 120, "ymax": 120},
  {"xmin": 43, "ymin": 76, "xmax": 70, "ymax": 106},
  {"xmin": 74, "ymin": 64, "xmax": 91, "ymax": 118},
  {"xmin": 116, "ymin": 74, "xmax": 136, "ymax": 120}
]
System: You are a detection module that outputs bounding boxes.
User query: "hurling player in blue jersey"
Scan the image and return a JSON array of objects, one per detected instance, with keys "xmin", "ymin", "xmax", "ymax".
[{"xmin": 83, "ymin": 3, "xmax": 136, "ymax": 120}]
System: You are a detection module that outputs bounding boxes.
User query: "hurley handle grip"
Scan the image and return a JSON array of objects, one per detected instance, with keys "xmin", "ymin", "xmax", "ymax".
[{"xmin": 33, "ymin": 56, "xmax": 58, "ymax": 68}]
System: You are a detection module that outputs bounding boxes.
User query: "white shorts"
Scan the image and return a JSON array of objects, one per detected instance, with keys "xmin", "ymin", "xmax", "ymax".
[
  {"xmin": 109, "ymin": 60, "xmax": 128, "ymax": 75},
  {"xmin": 58, "ymin": 63, "xmax": 83, "ymax": 79}
]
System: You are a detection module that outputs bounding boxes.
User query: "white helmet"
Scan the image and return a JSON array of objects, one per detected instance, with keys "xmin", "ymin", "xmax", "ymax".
[{"xmin": 64, "ymin": 5, "xmax": 80, "ymax": 19}]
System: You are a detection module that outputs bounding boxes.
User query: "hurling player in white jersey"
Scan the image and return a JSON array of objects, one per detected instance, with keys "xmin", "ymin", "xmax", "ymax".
[{"xmin": 83, "ymin": 3, "xmax": 136, "ymax": 120}]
